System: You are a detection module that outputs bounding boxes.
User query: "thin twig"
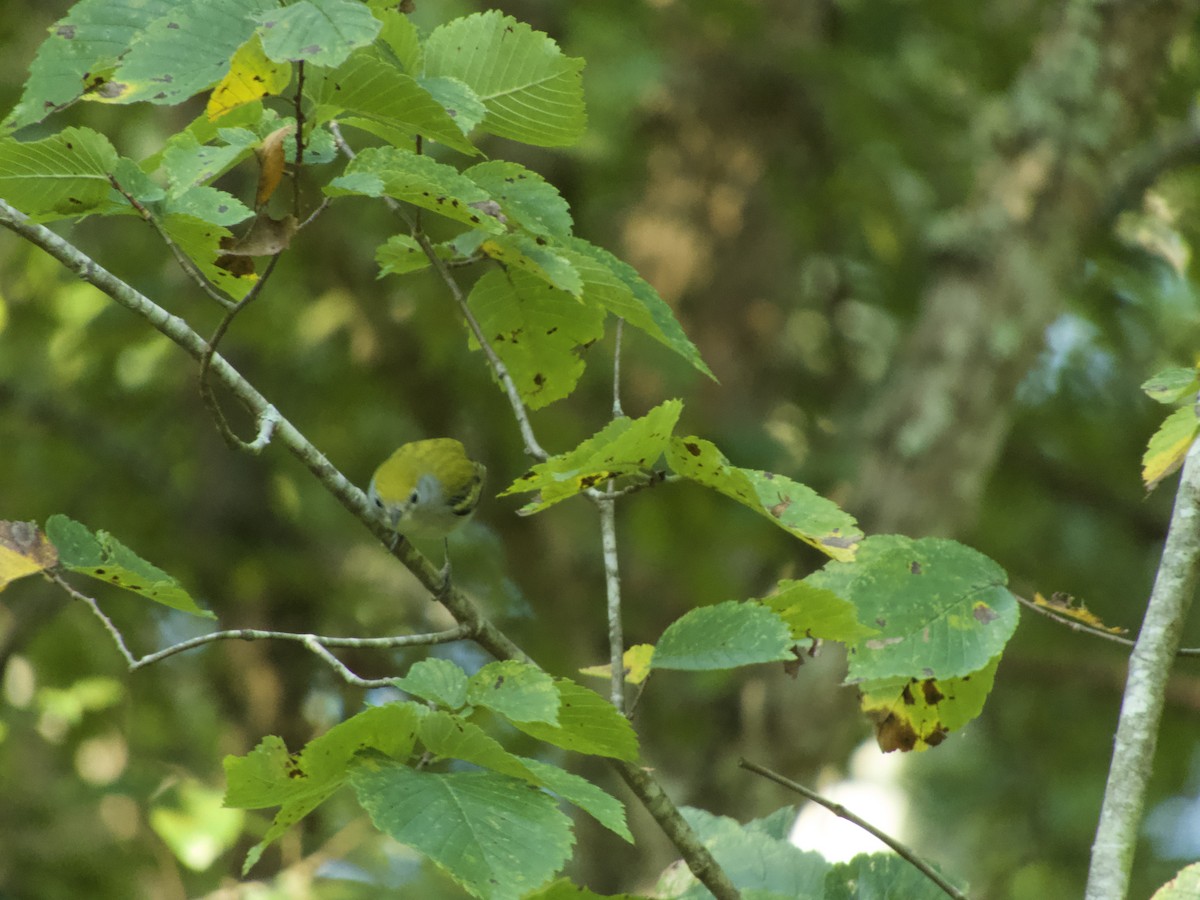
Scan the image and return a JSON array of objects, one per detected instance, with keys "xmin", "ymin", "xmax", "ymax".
[
  {"xmin": 198, "ymin": 253, "xmax": 283, "ymax": 450},
  {"xmin": 596, "ymin": 493, "xmax": 625, "ymax": 712},
  {"xmin": 739, "ymin": 758, "xmax": 969, "ymax": 900},
  {"xmin": 108, "ymin": 175, "xmax": 237, "ymax": 310},
  {"xmin": 0, "ymin": 196, "xmax": 737, "ymax": 900},
  {"xmin": 293, "ymin": 60, "xmax": 307, "ymax": 218},
  {"xmin": 56, "ymin": 567, "xmax": 473, "ymax": 674},
  {"xmin": 1013, "ymin": 592, "xmax": 1200, "ymax": 656},
  {"xmin": 612, "ymin": 318, "xmax": 626, "ymax": 419},
  {"xmin": 329, "ymin": 121, "xmax": 548, "ymax": 461},
  {"xmin": 54, "ymin": 571, "xmax": 139, "ymax": 667}
]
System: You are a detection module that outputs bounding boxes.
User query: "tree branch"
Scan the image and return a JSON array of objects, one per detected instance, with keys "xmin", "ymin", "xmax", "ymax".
[
  {"xmin": 0, "ymin": 197, "xmax": 736, "ymax": 899},
  {"xmin": 1085, "ymin": 437, "xmax": 1200, "ymax": 899}
]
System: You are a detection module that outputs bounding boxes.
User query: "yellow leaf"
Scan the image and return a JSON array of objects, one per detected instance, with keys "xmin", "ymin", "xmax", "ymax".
[
  {"xmin": 207, "ymin": 36, "xmax": 291, "ymax": 121},
  {"xmin": 0, "ymin": 520, "xmax": 57, "ymax": 591},
  {"xmin": 579, "ymin": 644, "xmax": 655, "ymax": 685},
  {"xmin": 1032, "ymin": 591, "xmax": 1126, "ymax": 634},
  {"xmin": 1143, "ymin": 404, "xmax": 1199, "ymax": 491}
]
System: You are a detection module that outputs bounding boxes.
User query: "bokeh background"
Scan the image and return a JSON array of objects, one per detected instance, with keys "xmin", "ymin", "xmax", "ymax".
[{"xmin": 2, "ymin": 1, "xmax": 1200, "ymax": 897}]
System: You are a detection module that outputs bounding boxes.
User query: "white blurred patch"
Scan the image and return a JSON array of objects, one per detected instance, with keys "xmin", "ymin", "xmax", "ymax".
[{"xmin": 789, "ymin": 739, "xmax": 908, "ymax": 862}]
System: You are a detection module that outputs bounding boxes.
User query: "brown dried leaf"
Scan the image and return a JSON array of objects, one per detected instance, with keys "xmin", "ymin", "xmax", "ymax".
[{"xmin": 254, "ymin": 124, "xmax": 295, "ymax": 208}]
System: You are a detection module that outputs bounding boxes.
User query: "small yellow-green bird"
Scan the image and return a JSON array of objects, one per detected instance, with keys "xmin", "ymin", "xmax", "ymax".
[{"xmin": 367, "ymin": 439, "xmax": 485, "ymax": 580}]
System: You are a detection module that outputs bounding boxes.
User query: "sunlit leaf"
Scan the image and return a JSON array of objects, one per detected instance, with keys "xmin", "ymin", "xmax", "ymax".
[
  {"xmin": 207, "ymin": 35, "xmax": 291, "ymax": 121},
  {"xmin": 667, "ymin": 436, "xmax": 861, "ymax": 560},
  {"xmin": 579, "ymin": 644, "xmax": 655, "ymax": 686},
  {"xmin": 1142, "ymin": 367, "xmax": 1200, "ymax": 404},
  {"xmin": 1143, "ymin": 403, "xmax": 1199, "ymax": 491},
  {"xmin": 1032, "ymin": 590, "xmax": 1126, "ymax": 634},
  {"xmin": 504, "ymin": 400, "xmax": 682, "ymax": 510},
  {"xmin": 467, "ymin": 268, "xmax": 606, "ymax": 410},
  {"xmin": 763, "ymin": 579, "xmax": 876, "ymax": 643},
  {"xmin": 512, "ymin": 680, "xmax": 639, "ymax": 761}
]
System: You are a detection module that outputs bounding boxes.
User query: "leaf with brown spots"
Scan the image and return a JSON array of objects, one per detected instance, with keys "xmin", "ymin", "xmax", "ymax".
[
  {"xmin": 502, "ymin": 400, "xmax": 682, "ymax": 511},
  {"xmin": 666, "ymin": 436, "xmax": 862, "ymax": 560},
  {"xmin": 1032, "ymin": 591, "xmax": 1126, "ymax": 634},
  {"xmin": 858, "ymin": 656, "xmax": 1000, "ymax": 752}
]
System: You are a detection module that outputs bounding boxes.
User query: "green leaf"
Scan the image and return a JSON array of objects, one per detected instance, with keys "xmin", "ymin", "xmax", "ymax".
[
  {"xmin": 351, "ymin": 761, "xmax": 573, "ymax": 900},
  {"xmin": 376, "ymin": 233, "xmax": 431, "ymax": 276},
  {"xmin": 668, "ymin": 807, "xmax": 829, "ymax": 899},
  {"xmin": 103, "ymin": 0, "xmax": 272, "ymax": 106},
  {"xmin": 4, "ymin": 0, "xmax": 180, "ymax": 131},
  {"xmin": 160, "ymin": 127, "xmax": 259, "ymax": 191},
  {"xmin": 375, "ymin": 5, "xmax": 422, "ymax": 73},
  {"xmin": 467, "ymin": 268, "xmax": 606, "ymax": 410},
  {"xmin": 161, "ymin": 213, "xmax": 255, "ymax": 299},
  {"xmin": 465, "ymin": 160, "xmax": 573, "ymax": 239},
  {"xmin": 46, "ymin": 514, "xmax": 214, "ymax": 619},
  {"xmin": 1143, "ymin": 403, "xmax": 1200, "ymax": 491},
  {"xmin": 503, "ymin": 399, "xmax": 683, "ymax": 511},
  {"xmin": 307, "ymin": 49, "xmax": 476, "ymax": 155},
  {"xmin": 1153, "ymin": 863, "xmax": 1200, "ymax": 900},
  {"xmin": 652, "ymin": 601, "xmax": 794, "ymax": 672},
  {"xmin": 524, "ymin": 880, "xmax": 641, "ymax": 900},
  {"xmin": 424, "ymin": 11, "xmax": 586, "ymax": 147},
  {"xmin": 165, "ymin": 185, "xmax": 253, "ymax": 226},
  {"xmin": 224, "ymin": 703, "xmax": 422, "ymax": 872},
  {"xmin": 517, "ymin": 757, "xmax": 632, "ymax": 843},
  {"xmin": 808, "ymin": 535, "xmax": 1018, "ymax": 683},
  {"xmin": 419, "ymin": 76, "xmax": 488, "ymax": 136},
  {"xmin": 0, "ymin": 127, "xmax": 118, "ymax": 219},
  {"xmin": 467, "ymin": 660, "xmax": 560, "ymax": 725},
  {"xmin": 857, "ymin": 655, "xmax": 1001, "ymax": 753},
  {"xmin": 392, "ymin": 657, "xmax": 469, "ymax": 710},
  {"xmin": 826, "ymin": 852, "xmax": 961, "ymax": 900},
  {"xmin": 479, "ymin": 232, "xmax": 583, "ymax": 296},
  {"xmin": 326, "ymin": 145, "xmax": 505, "ymax": 232},
  {"xmin": 667, "ymin": 436, "xmax": 862, "ymax": 561},
  {"xmin": 415, "ymin": 711, "xmax": 629, "ymax": 842},
  {"xmin": 418, "ymin": 711, "xmax": 537, "ymax": 781},
  {"xmin": 563, "ymin": 237, "xmax": 713, "ymax": 379},
  {"xmin": 513, "ymin": 680, "xmax": 639, "ymax": 761},
  {"xmin": 255, "ymin": 0, "xmax": 381, "ymax": 67},
  {"xmin": 1142, "ymin": 367, "xmax": 1200, "ymax": 404},
  {"xmin": 763, "ymin": 579, "xmax": 876, "ymax": 643}
]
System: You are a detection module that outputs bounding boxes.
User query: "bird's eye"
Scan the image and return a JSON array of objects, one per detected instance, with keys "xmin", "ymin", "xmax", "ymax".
[
  {"xmin": 373, "ymin": 496, "xmax": 384, "ymax": 509},
  {"xmin": 409, "ymin": 489, "xmax": 420, "ymax": 504}
]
